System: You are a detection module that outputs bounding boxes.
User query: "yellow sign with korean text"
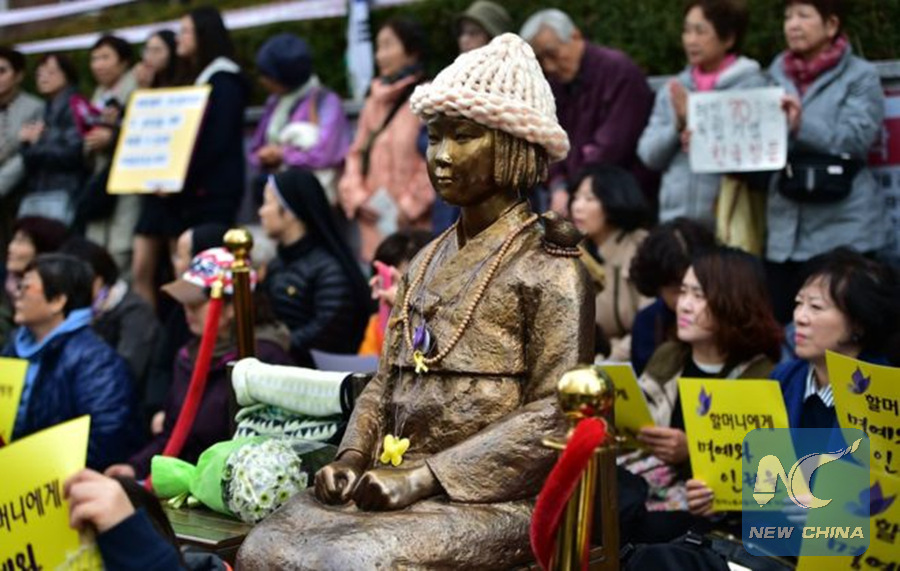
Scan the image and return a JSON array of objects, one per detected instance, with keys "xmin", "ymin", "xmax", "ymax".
[
  {"xmin": 596, "ymin": 363, "xmax": 654, "ymax": 446},
  {"xmin": 0, "ymin": 357, "xmax": 27, "ymax": 445},
  {"xmin": 827, "ymin": 351, "xmax": 900, "ymax": 478},
  {"xmin": 108, "ymin": 86, "xmax": 211, "ymax": 194},
  {"xmin": 679, "ymin": 378, "xmax": 790, "ymax": 511},
  {"xmin": 0, "ymin": 416, "xmax": 100, "ymax": 569},
  {"xmin": 797, "ymin": 472, "xmax": 900, "ymax": 571}
]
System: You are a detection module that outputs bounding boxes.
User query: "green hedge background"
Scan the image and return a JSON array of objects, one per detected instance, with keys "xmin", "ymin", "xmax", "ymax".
[{"xmin": 14, "ymin": 0, "xmax": 900, "ymax": 104}]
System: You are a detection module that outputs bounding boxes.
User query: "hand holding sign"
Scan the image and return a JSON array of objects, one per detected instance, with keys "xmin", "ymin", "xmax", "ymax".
[
  {"xmin": 0, "ymin": 357, "xmax": 28, "ymax": 445},
  {"xmin": 64, "ymin": 469, "xmax": 135, "ymax": 533}
]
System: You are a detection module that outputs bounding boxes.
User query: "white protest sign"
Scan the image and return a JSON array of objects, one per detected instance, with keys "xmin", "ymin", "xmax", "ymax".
[
  {"xmin": 108, "ymin": 86, "xmax": 210, "ymax": 194},
  {"xmin": 688, "ymin": 87, "xmax": 787, "ymax": 174}
]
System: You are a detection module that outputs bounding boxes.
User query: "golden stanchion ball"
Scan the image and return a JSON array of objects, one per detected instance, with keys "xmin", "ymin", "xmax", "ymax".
[
  {"xmin": 224, "ymin": 228, "xmax": 254, "ymax": 266},
  {"xmin": 557, "ymin": 365, "xmax": 614, "ymax": 422}
]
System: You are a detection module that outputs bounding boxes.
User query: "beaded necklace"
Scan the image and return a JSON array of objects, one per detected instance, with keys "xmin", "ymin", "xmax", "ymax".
[
  {"xmin": 399, "ymin": 210, "xmax": 539, "ymax": 373},
  {"xmin": 380, "ymin": 210, "xmax": 539, "ymax": 466}
]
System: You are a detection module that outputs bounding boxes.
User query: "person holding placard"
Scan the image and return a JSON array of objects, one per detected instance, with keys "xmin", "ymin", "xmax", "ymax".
[
  {"xmin": 685, "ymin": 247, "xmax": 900, "ymax": 517},
  {"xmin": 2, "ymin": 254, "xmax": 136, "ymax": 469},
  {"xmin": 627, "ymin": 247, "xmax": 782, "ymax": 510},
  {"xmin": 765, "ymin": 0, "xmax": 887, "ymax": 325},
  {"xmin": 570, "ymin": 164, "xmax": 651, "ymax": 362},
  {"xmin": 174, "ymin": 7, "xmax": 249, "ymax": 229},
  {"xmin": 637, "ymin": 0, "xmax": 765, "ymax": 228}
]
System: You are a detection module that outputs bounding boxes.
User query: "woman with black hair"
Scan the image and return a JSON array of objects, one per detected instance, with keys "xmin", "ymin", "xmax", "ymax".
[
  {"xmin": 18, "ymin": 53, "xmax": 86, "ymax": 226},
  {"xmin": 135, "ymin": 29, "xmax": 178, "ymax": 89},
  {"xmin": 83, "ymin": 34, "xmax": 140, "ymax": 275},
  {"xmin": 260, "ymin": 168, "xmax": 372, "ymax": 366},
  {"xmin": 174, "ymin": 6, "xmax": 248, "ymax": 229},
  {"xmin": 338, "ymin": 17, "xmax": 434, "ymax": 263},
  {"xmin": 570, "ymin": 164, "xmax": 650, "ymax": 361},
  {"xmin": 131, "ymin": 29, "xmax": 182, "ymax": 307},
  {"xmin": 628, "ymin": 217, "xmax": 716, "ymax": 374}
]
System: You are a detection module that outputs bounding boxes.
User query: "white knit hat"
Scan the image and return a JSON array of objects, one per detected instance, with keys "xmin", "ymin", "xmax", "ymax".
[{"xmin": 410, "ymin": 33, "xmax": 570, "ymax": 163}]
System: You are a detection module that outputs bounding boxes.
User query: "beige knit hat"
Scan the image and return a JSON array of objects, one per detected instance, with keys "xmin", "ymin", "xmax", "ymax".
[{"xmin": 409, "ymin": 33, "xmax": 570, "ymax": 163}]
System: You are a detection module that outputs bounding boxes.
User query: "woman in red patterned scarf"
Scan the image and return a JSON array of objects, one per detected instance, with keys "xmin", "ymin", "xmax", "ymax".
[{"xmin": 765, "ymin": 0, "xmax": 887, "ymax": 326}]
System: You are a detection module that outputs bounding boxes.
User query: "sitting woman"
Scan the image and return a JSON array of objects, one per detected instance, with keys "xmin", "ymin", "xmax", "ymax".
[
  {"xmin": 627, "ymin": 217, "xmax": 715, "ymax": 375},
  {"xmin": 105, "ymin": 248, "xmax": 293, "ymax": 479},
  {"xmin": 259, "ymin": 169, "xmax": 372, "ymax": 366},
  {"xmin": 686, "ymin": 247, "xmax": 900, "ymax": 517},
  {"xmin": 2, "ymin": 216, "xmax": 68, "ymax": 347},
  {"xmin": 2, "ymin": 254, "xmax": 136, "ymax": 468},
  {"xmin": 628, "ymin": 247, "xmax": 782, "ymax": 511},
  {"xmin": 570, "ymin": 164, "xmax": 651, "ymax": 361}
]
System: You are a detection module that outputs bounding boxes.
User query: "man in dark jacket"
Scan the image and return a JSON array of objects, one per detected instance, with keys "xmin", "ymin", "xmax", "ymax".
[
  {"xmin": 258, "ymin": 169, "xmax": 372, "ymax": 367},
  {"xmin": 521, "ymin": 9, "xmax": 656, "ymax": 215},
  {"xmin": 3, "ymin": 254, "xmax": 136, "ymax": 469}
]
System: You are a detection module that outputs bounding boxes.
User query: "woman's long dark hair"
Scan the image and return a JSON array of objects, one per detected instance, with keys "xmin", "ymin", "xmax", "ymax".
[
  {"xmin": 149, "ymin": 29, "xmax": 179, "ymax": 88},
  {"xmin": 181, "ymin": 6, "xmax": 235, "ymax": 82}
]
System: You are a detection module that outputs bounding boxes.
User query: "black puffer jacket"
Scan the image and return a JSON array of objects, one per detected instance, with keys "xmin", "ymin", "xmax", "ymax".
[{"xmin": 265, "ymin": 237, "xmax": 369, "ymax": 366}]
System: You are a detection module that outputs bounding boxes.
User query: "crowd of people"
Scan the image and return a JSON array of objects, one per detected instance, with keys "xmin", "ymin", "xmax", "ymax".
[{"xmin": 1, "ymin": 0, "xmax": 898, "ymax": 567}]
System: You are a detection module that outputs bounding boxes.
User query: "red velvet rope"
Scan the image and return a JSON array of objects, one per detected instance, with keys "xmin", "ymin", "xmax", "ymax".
[
  {"xmin": 145, "ymin": 294, "xmax": 223, "ymax": 492},
  {"xmin": 530, "ymin": 417, "xmax": 608, "ymax": 571}
]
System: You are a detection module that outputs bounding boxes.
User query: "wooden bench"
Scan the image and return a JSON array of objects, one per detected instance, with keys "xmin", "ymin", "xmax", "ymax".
[{"xmin": 163, "ymin": 505, "xmax": 253, "ymax": 565}]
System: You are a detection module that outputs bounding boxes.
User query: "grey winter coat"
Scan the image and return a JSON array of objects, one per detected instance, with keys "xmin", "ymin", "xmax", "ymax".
[
  {"xmin": 637, "ymin": 57, "xmax": 767, "ymax": 227},
  {"xmin": 766, "ymin": 47, "xmax": 887, "ymax": 262},
  {"xmin": 0, "ymin": 91, "xmax": 43, "ymax": 197}
]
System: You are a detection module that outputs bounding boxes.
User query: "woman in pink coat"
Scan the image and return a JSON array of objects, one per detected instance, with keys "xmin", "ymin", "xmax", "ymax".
[{"xmin": 338, "ymin": 18, "xmax": 434, "ymax": 263}]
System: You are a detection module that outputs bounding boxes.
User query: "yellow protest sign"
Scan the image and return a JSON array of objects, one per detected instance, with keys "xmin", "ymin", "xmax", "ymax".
[
  {"xmin": 827, "ymin": 351, "xmax": 900, "ymax": 478},
  {"xmin": 0, "ymin": 357, "xmax": 27, "ymax": 445},
  {"xmin": 0, "ymin": 416, "xmax": 101, "ymax": 569},
  {"xmin": 797, "ymin": 472, "xmax": 900, "ymax": 571},
  {"xmin": 596, "ymin": 363, "xmax": 654, "ymax": 446},
  {"xmin": 679, "ymin": 378, "xmax": 790, "ymax": 511},
  {"xmin": 107, "ymin": 86, "xmax": 211, "ymax": 194}
]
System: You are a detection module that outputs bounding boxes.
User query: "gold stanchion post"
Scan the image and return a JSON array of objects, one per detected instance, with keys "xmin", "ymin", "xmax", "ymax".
[
  {"xmin": 543, "ymin": 365, "xmax": 619, "ymax": 571},
  {"xmin": 224, "ymin": 228, "xmax": 256, "ymax": 359}
]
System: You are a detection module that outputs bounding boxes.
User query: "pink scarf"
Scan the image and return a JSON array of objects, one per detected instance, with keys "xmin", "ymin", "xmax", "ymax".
[
  {"xmin": 690, "ymin": 54, "xmax": 737, "ymax": 92},
  {"xmin": 783, "ymin": 35, "xmax": 848, "ymax": 95}
]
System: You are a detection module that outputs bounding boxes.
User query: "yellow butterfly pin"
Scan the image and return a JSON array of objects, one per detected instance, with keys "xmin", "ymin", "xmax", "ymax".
[{"xmin": 380, "ymin": 434, "xmax": 410, "ymax": 467}]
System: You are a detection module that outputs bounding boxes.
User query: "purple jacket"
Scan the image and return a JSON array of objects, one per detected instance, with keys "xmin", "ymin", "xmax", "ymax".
[
  {"xmin": 128, "ymin": 331, "xmax": 293, "ymax": 478},
  {"xmin": 249, "ymin": 88, "xmax": 350, "ymax": 171},
  {"xmin": 548, "ymin": 43, "xmax": 655, "ymax": 196}
]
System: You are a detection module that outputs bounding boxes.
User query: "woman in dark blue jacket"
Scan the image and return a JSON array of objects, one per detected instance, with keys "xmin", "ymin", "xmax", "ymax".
[
  {"xmin": 771, "ymin": 248, "xmax": 900, "ymax": 429},
  {"xmin": 3, "ymin": 254, "xmax": 136, "ymax": 469}
]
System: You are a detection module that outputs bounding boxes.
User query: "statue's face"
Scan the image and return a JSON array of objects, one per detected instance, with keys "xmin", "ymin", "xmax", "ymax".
[{"xmin": 426, "ymin": 115, "xmax": 496, "ymax": 207}]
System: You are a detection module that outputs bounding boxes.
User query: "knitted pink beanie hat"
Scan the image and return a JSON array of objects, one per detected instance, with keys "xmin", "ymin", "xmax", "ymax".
[{"xmin": 409, "ymin": 33, "xmax": 570, "ymax": 163}]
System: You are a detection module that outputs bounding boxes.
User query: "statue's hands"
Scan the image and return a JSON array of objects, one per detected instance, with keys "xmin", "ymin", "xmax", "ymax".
[
  {"xmin": 314, "ymin": 450, "xmax": 367, "ymax": 505},
  {"xmin": 353, "ymin": 464, "xmax": 439, "ymax": 511}
]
